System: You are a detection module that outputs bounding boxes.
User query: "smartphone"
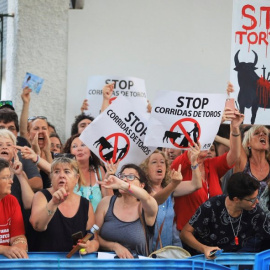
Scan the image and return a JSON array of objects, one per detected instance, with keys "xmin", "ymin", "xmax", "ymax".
[
  {"xmin": 209, "ymin": 249, "xmax": 223, "ymax": 257},
  {"xmin": 225, "ymin": 98, "xmax": 235, "ymax": 110},
  {"xmin": 71, "ymin": 231, "xmax": 83, "ymax": 245}
]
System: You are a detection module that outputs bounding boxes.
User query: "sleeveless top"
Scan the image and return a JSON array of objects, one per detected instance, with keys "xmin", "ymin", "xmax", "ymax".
[
  {"xmin": 33, "ymin": 189, "xmax": 89, "ymax": 252},
  {"xmin": 99, "ymin": 195, "xmax": 155, "ymax": 256},
  {"xmin": 243, "ymin": 159, "xmax": 270, "ymax": 196},
  {"xmin": 74, "ymin": 166, "xmax": 102, "ymax": 212}
]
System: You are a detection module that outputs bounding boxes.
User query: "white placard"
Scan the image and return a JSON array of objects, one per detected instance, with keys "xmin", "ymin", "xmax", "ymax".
[
  {"xmin": 230, "ymin": 0, "xmax": 270, "ymax": 125},
  {"xmin": 144, "ymin": 90, "xmax": 226, "ymax": 150},
  {"xmin": 85, "ymin": 75, "xmax": 148, "ymax": 117},
  {"xmin": 80, "ymin": 96, "xmax": 156, "ymax": 169}
]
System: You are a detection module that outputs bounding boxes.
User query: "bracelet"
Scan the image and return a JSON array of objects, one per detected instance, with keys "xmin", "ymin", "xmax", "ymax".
[
  {"xmin": 231, "ymin": 133, "xmax": 240, "ymax": 137},
  {"xmin": 46, "ymin": 203, "xmax": 56, "ymax": 216},
  {"xmin": 191, "ymin": 164, "xmax": 199, "ymax": 170},
  {"xmin": 34, "ymin": 155, "xmax": 40, "ymax": 165},
  {"xmin": 128, "ymin": 182, "xmax": 133, "ymax": 193}
]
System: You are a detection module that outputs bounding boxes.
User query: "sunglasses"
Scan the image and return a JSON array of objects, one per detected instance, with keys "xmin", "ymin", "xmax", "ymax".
[
  {"xmin": 53, "ymin": 153, "xmax": 75, "ymax": 159},
  {"xmin": 117, "ymin": 173, "xmax": 140, "ymax": 181},
  {"xmin": 243, "ymin": 196, "xmax": 259, "ymax": 204},
  {"xmin": 0, "ymin": 100, "xmax": 13, "ymax": 107},
  {"xmin": 28, "ymin": 116, "xmax": 47, "ymax": 122}
]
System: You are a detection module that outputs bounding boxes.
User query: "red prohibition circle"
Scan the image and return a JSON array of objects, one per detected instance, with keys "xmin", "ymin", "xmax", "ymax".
[
  {"xmin": 99, "ymin": 133, "xmax": 130, "ymax": 163},
  {"xmin": 169, "ymin": 118, "xmax": 201, "ymax": 148}
]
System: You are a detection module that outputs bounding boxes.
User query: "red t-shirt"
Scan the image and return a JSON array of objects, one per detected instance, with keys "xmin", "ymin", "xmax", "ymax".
[
  {"xmin": 171, "ymin": 151, "xmax": 232, "ymax": 230},
  {"xmin": 0, "ymin": 194, "xmax": 25, "ymax": 246}
]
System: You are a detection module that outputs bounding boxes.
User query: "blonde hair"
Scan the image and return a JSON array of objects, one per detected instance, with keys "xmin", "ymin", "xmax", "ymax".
[
  {"xmin": 50, "ymin": 157, "xmax": 83, "ymax": 189},
  {"xmin": 242, "ymin": 125, "xmax": 269, "ymax": 157},
  {"xmin": 0, "ymin": 129, "xmax": 16, "ymax": 145},
  {"xmin": 140, "ymin": 149, "xmax": 170, "ymax": 188}
]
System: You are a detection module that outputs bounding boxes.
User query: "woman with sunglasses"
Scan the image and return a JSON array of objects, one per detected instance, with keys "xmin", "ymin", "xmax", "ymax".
[
  {"xmin": 95, "ymin": 164, "xmax": 158, "ymax": 258},
  {"xmin": 29, "ymin": 156, "xmax": 99, "ymax": 253},
  {"xmin": 140, "ymin": 143, "xmax": 201, "ymax": 252},
  {"xmin": 62, "ymin": 134, "xmax": 113, "ymax": 212}
]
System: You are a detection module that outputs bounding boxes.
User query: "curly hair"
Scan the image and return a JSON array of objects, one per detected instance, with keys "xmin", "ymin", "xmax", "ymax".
[
  {"xmin": 70, "ymin": 113, "xmax": 94, "ymax": 136},
  {"xmin": 140, "ymin": 149, "xmax": 171, "ymax": 188}
]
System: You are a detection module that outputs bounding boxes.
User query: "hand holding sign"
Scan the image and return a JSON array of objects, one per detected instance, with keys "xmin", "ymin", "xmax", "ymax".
[{"xmin": 188, "ymin": 142, "xmax": 201, "ymax": 165}]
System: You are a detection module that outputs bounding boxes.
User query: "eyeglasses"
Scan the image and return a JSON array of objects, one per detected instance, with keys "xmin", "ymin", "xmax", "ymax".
[
  {"xmin": 117, "ymin": 173, "xmax": 140, "ymax": 181},
  {"xmin": 243, "ymin": 196, "xmax": 259, "ymax": 204},
  {"xmin": 51, "ymin": 143, "xmax": 62, "ymax": 149},
  {"xmin": 0, "ymin": 175, "xmax": 12, "ymax": 181},
  {"xmin": 53, "ymin": 153, "xmax": 75, "ymax": 159},
  {"xmin": 28, "ymin": 116, "xmax": 47, "ymax": 122},
  {"xmin": 0, "ymin": 100, "xmax": 13, "ymax": 108}
]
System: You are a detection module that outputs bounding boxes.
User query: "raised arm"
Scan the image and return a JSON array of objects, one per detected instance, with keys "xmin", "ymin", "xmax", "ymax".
[
  {"xmin": 226, "ymin": 110, "xmax": 244, "ymax": 167},
  {"xmin": 30, "ymin": 185, "xmax": 68, "ymax": 231},
  {"xmin": 80, "ymin": 99, "xmax": 89, "ymax": 113},
  {"xmin": 99, "ymin": 175, "xmax": 158, "ymax": 226},
  {"xmin": 173, "ymin": 142, "xmax": 202, "ymax": 197},
  {"xmin": 19, "ymin": 87, "xmax": 32, "ymax": 141},
  {"xmin": 152, "ymin": 164, "xmax": 182, "ymax": 205},
  {"xmin": 100, "ymin": 83, "xmax": 114, "ymax": 113},
  {"xmin": 15, "ymin": 145, "xmax": 52, "ymax": 174}
]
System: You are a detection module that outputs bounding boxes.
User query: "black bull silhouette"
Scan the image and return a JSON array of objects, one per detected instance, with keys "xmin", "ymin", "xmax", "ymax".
[{"xmin": 234, "ymin": 50, "xmax": 270, "ymax": 124}]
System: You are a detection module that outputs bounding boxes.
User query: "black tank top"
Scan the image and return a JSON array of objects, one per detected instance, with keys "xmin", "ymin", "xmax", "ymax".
[{"xmin": 34, "ymin": 189, "xmax": 89, "ymax": 252}]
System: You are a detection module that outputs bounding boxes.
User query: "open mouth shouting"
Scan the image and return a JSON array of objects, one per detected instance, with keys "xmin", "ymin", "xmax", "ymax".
[
  {"xmin": 0, "ymin": 150, "xmax": 10, "ymax": 160},
  {"xmin": 260, "ymin": 137, "xmax": 266, "ymax": 145}
]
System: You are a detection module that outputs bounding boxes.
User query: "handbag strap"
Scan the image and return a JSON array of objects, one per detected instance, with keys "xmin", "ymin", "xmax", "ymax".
[
  {"xmin": 154, "ymin": 217, "xmax": 165, "ymax": 251},
  {"xmin": 138, "ymin": 203, "xmax": 149, "ymax": 256}
]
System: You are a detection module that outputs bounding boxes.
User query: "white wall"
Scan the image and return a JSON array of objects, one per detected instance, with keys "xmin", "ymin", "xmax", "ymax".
[
  {"xmin": 6, "ymin": 0, "xmax": 69, "ymax": 142},
  {"xmin": 66, "ymin": 0, "xmax": 233, "ymax": 140}
]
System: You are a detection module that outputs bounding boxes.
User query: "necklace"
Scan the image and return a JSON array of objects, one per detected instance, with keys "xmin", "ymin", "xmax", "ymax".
[{"xmin": 227, "ymin": 210, "xmax": 243, "ymax": 245}]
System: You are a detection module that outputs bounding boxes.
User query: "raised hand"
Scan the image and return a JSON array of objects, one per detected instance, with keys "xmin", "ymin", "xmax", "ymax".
[
  {"xmin": 80, "ymin": 99, "xmax": 89, "ymax": 113},
  {"xmin": 51, "ymin": 187, "xmax": 69, "ymax": 206},
  {"xmin": 21, "ymin": 87, "xmax": 32, "ymax": 104},
  {"xmin": 11, "ymin": 148, "xmax": 23, "ymax": 175},
  {"xmin": 188, "ymin": 142, "xmax": 201, "ymax": 165},
  {"xmin": 102, "ymin": 83, "xmax": 115, "ymax": 101},
  {"xmin": 226, "ymin": 82, "xmax": 234, "ymax": 96},
  {"xmin": 31, "ymin": 133, "xmax": 41, "ymax": 155},
  {"xmin": 99, "ymin": 175, "xmax": 122, "ymax": 190},
  {"xmin": 15, "ymin": 145, "xmax": 37, "ymax": 163},
  {"xmin": 104, "ymin": 160, "xmax": 119, "ymax": 178},
  {"xmin": 170, "ymin": 164, "xmax": 182, "ymax": 186}
]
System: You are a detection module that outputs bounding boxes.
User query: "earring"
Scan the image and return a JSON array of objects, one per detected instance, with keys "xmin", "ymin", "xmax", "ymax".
[{"xmin": 248, "ymin": 146, "xmax": 251, "ymax": 150}]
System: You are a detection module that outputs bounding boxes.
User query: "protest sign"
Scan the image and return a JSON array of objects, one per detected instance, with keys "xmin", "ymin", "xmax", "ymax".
[
  {"xmin": 80, "ymin": 96, "xmax": 156, "ymax": 170},
  {"xmin": 230, "ymin": 0, "xmax": 270, "ymax": 124},
  {"xmin": 22, "ymin": 72, "xmax": 44, "ymax": 94},
  {"xmin": 84, "ymin": 75, "xmax": 148, "ymax": 117},
  {"xmin": 144, "ymin": 91, "xmax": 226, "ymax": 150}
]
